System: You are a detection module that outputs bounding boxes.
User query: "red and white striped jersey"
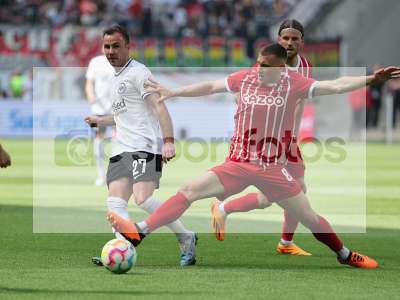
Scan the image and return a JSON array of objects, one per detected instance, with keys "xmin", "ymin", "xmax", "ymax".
[
  {"xmin": 287, "ymin": 54, "xmax": 313, "ymax": 79},
  {"xmin": 225, "ymin": 66, "xmax": 316, "ymax": 166}
]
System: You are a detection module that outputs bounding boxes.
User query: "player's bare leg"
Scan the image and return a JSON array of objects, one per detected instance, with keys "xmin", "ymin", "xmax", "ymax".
[
  {"xmin": 107, "ymin": 171, "xmax": 225, "ymax": 246},
  {"xmin": 211, "ymin": 192, "xmax": 270, "ymax": 241},
  {"xmin": 131, "ymin": 181, "xmax": 198, "ymax": 266},
  {"xmin": 277, "ymin": 192, "xmax": 378, "ymax": 269},
  {"xmin": 277, "ymin": 176, "xmax": 312, "ymax": 256}
]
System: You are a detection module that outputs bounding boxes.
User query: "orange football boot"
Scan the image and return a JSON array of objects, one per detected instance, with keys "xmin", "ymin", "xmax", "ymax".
[
  {"xmin": 276, "ymin": 242, "xmax": 312, "ymax": 256},
  {"xmin": 338, "ymin": 251, "xmax": 378, "ymax": 269},
  {"xmin": 107, "ymin": 212, "xmax": 143, "ymax": 247},
  {"xmin": 210, "ymin": 199, "xmax": 226, "ymax": 241}
]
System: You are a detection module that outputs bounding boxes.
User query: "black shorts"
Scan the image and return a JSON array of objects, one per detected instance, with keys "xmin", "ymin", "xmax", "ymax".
[{"xmin": 106, "ymin": 151, "xmax": 163, "ymax": 188}]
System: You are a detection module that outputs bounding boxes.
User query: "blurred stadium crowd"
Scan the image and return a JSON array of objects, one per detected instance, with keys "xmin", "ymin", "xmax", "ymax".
[
  {"xmin": 0, "ymin": 0, "xmax": 399, "ymax": 132},
  {"xmin": 0, "ymin": 0, "xmax": 297, "ymax": 38}
]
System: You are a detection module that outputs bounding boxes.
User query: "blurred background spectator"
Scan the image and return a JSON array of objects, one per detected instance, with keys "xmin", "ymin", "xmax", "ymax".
[
  {"xmin": 348, "ymin": 87, "xmax": 370, "ymax": 141},
  {"xmin": 389, "ymin": 79, "xmax": 400, "ymax": 129},
  {"xmin": 0, "ymin": 0, "xmax": 296, "ymax": 34},
  {"xmin": 367, "ymin": 64, "xmax": 383, "ymax": 129}
]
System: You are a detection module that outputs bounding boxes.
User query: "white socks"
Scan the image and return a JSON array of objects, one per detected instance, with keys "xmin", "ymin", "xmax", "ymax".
[
  {"xmin": 93, "ymin": 137, "xmax": 105, "ymax": 178},
  {"xmin": 139, "ymin": 196, "xmax": 192, "ymax": 241},
  {"xmin": 107, "ymin": 196, "xmax": 129, "ymax": 240},
  {"xmin": 337, "ymin": 246, "xmax": 351, "ymax": 260},
  {"xmin": 107, "ymin": 196, "xmax": 129, "ymax": 219},
  {"xmin": 218, "ymin": 202, "xmax": 227, "ymax": 216},
  {"xmin": 280, "ymin": 239, "xmax": 293, "ymax": 246},
  {"xmin": 136, "ymin": 221, "xmax": 150, "ymax": 235}
]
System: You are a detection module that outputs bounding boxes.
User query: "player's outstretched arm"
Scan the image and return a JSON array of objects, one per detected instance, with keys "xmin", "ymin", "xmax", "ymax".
[
  {"xmin": 144, "ymin": 78, "xmax": 228, "ymax": 102},
  {"xmin": 84, "ymin": 115, "xmax": 115, "ymax": 127},
  {"xmin": 314, "ymin": 66, "xmax": 400, "ymax": 96},
  {"xmin": 146, "ymin": 94, "xmax": 175, "ymax": 162},
  {"xmin": 0, "ymin": 144, "xmax": 11, "ymax": 168}
]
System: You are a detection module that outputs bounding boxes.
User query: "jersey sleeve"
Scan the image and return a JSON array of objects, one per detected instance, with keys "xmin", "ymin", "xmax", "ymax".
[
  {"xmin": 85, "ymin": 58, "xmax": 96, "ymax": 80},
  {"xmin": 136, "ymin": 67, "xmax": 154, "ymax": 100},
  {"xmin": 292, "ymin": 72, "xmax": 317, "ymax": 99},
  {"xmin": 225, "ymin": 70, "xmax": 246, "ymax": 93}
]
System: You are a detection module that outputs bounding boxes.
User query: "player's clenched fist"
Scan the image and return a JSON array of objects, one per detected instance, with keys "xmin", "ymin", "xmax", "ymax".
[
  {"xmin": 85, "ymin": 115, "xmax": 100, "ymax": 127},
  {"xmin": 162, "ymin": 139, "xmax": 176, "ymax": 163},
  {"xmin": 84, "ymin": 115, "xmax": 115, "ymax": 128},
  {"xmin": 0, "ymin": 145, "xmax": 11, "ymax": 168}
]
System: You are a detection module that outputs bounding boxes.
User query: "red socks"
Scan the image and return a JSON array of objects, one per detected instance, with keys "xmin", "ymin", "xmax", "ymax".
[
  {"xmin": 311, "ymin": 215, "xmax": 343, "ymax": 252},
  {"xmin": 281, "ymin": 209, "xmax": 299, "ymax": 241},
  {"xmin": 224, "ymin": 193, "xmax": 261, "ymax": 213},
  {"xmin": 145, "ymin": 192, "xmax": 190, "ymax": 232}
]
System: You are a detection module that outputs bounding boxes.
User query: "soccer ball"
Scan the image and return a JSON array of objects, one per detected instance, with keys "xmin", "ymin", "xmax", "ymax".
[{"xmin": 101, "ymin": 239, "xmax": 137, "ymax": 274}]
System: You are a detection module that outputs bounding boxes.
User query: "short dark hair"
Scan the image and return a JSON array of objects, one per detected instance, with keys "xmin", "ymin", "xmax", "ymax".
[
  {"xmin": 102, "ymin": 24, "xmax": 130, "ymax": 44},
  {"xmin": 278, "ymin": 19, "xmax": 304, "ymax": 38},
  {"xmin": 259, "ymin": 43, "xmax": 287, "ymax": 60}
]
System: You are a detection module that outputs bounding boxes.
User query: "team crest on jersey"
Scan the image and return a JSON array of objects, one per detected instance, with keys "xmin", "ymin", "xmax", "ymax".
[{"xmin": 118, "ymin": 82, "xmax": 127, "ymax": 94}]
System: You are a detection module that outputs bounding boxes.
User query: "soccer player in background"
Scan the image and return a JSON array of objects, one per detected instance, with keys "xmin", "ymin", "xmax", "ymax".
[
  {"xmin": 85, "ymin": 53, "xmax": 115, "ymax": 186},
  {"xmin": 0, "ymin": 143, "xmax": 11, "ymax": 168},
  {"xmin": 85, "ymin": 25, "xmax": 197, "ymax": 266},
  {"xmin": 108, "ymin": 43, "xmax": 399, "ymax": 269},
  {"xmin": 211, "ymin": 19, "xmax": 313, "ymax": 256}
]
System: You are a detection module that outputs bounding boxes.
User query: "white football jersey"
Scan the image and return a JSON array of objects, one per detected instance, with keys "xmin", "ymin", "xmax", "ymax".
[
  {"xmin": 110, "ymin": 58, "xmax": 162, "ymax": 156},
  {"xmin": 86, "ymin": 55, "xmax": 115, "ymax": 115}
]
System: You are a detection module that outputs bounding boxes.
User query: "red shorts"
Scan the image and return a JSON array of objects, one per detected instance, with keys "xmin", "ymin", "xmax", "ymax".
[
  {"xmin": 210, "ymin": 159, "xmax": 301, "ymax": 203},
  {"xmin": 286, "ymin": 143, "xmax": 305, "ymax": 179},
  {"xmin": 286, "ymin": 161, "xmax": 305, "ymax": 179}
]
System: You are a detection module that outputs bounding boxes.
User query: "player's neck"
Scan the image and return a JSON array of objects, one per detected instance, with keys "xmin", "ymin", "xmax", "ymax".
[
  {"xmin": 286, "ymin": 54, "xmax": 299, "ymax": 68},
  {"xmin": 114, "ymin": 58, "xmax": 132, "ymax": 74}
]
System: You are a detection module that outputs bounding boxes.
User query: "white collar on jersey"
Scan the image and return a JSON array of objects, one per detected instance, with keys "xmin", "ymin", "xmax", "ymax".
[
  {"xmin": 286, "ymin": 54, "xmax": 301, "ymax": 72},
  {"xmin": 114, "ymin": 58, "xmax": 133, "ymax": 76}
]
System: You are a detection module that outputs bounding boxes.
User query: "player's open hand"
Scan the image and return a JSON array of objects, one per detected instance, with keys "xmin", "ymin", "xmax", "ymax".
[
  {"xmin": 0, "ymin": 147, "xmax": 11, "ymax": 168},
  {"xmin": 374, "ymin": 66, "xmax": 400, "ymax": 82},
  {"xmin": 162, "ymin": 142, "xmax": 176, "ymax": 163},
  {"xmin": 84, "ymin": 115, "xmax": 100, "ymax": 128},
  {"xmin": 144, "ymin": 78, "xmax": 173, "ymax": 102}
]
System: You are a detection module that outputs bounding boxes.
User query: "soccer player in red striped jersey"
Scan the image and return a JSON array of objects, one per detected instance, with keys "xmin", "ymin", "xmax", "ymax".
[
  {"xmin": 107, "ymin": 43, "xmax": 399, "ymax": 269},
  {"xmin": 210, "ymin": 20, "xmax": 313, "ymax": 256}
]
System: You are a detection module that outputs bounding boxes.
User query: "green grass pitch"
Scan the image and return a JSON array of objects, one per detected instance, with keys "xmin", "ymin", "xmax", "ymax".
[{"xmin": 0, "ymin": 139, "xmax": 399, "ymax": 299}]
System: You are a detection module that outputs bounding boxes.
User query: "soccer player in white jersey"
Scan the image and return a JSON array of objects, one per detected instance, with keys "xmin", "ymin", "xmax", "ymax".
[
  {"xmin": 210, "ymin": 20, "xmax": 313, "ymax": 256},
  {"xmin": 85, "ymin": 25, "xmax": 197, "ymax": 266},
  {"xmin": 85, "ymin": 55, "xmax": 115, "ymax": 186}
]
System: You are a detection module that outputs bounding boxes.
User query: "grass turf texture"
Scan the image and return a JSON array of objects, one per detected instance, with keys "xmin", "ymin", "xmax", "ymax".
[{"xmin": 0, "ymin": 140, "xmax": 399, "ymax": 299}]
